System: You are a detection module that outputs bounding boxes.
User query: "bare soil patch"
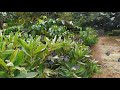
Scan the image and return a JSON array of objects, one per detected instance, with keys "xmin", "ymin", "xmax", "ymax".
[{"xmin": 91, "ymin": 36, "xmax": 120, "ymax": 78}]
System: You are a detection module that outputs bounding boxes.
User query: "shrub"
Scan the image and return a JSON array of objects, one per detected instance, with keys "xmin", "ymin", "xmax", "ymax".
[
  {"xmin": 80, "ymin": 27, "xmax": 98, "ymax": 46},
  {"xmin": 112, "ymin": 30, "xmax": 120, "ymax": 36},
  {"xmin": 0, "ymin": 33, "xmax": 99, "ymax": 78},
  {"xmin": 0, "ymin": 16, "xmax": 100, "ymax": 78},
  {"xmin": 3, "ymin": 25, "xmax": 24, "ymax": 35}
]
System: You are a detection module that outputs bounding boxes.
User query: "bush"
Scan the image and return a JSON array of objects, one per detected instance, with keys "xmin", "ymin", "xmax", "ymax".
[
  {"xmin": 80, "ymin": 27, "xmax": 98, "ymax": 46},
  {"xmin": 0, "ymin": 32, "xmax": 99, "ymax": 78},
  {"xmin": 0, "ymin": 16, "xmax": 100, "ymax": 78},
  {"xmin": 107, "ymin": 30, "xmax": 120, "ymax": 36},
  {"xmin": 112, "ymin": 30, "xmax": 120, "ymax": 36},
  {"xmin": 3, "ymin": 25, "xmax": 24, "ymax": 35},
  {"xmin": 107, "ymin": 32, "xmax": 114, "ymax": 36}
]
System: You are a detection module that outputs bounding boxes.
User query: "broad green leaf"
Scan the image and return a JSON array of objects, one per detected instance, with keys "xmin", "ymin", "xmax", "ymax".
[
  {"xmin": 44, "ymin": 37, "xmax": 50, "ymax": 45},
  {"xmin": 14, "ymin": 66, "xmax": 24, "ymax": 71},
  {"xmin": 18, "ymin": 38, "xmax": 30, "ymax": 53},
  {"xmin": 14, "ymin": 50, "xmax": 24, "ymax": 66},
  {"xmin": 0, "ymin": 71, "xmax": 8, "ymax": 78},
  {"xmin": 26, "ymin": 72, "xmax": 38, "ymax": 78},
  {"xmin": 31, "ymin": 30, "xmax": 36, "ymax": 37},
  {"xmin": 7, "ymin": 43, "xmax": 13, "ymax": 49},
  {"xmin": 23, "ymin": 33, "xmax": 28, "ymax": 38},
  {"xmin": 0, "ymin": 58, "xmax": 8, "ymax": 70},
  {"xmin": 22, "ymin": 48, "xmax": 31, "ymax": 57},
  {"xmin": 34, "ymin": 45, "xmax": 46, "ymax": 54},
  {"xmin": 29, "ymin": 41, "xmax": 34, "ymax": 51},
  {"xmin": 44, "ymin": 68, "xmax": 57, "ymax": 76},
  {"xmin": 72, "ymin": 72, "xmax": 81, "ymax": 78},
  {"xmin": 0, "ymin": 71, "xmax": 5, "ymax": 75},
  {"xmin": 2, "ymin": 50, "xmax": 15, "ymax": 54},
  {"xmin": 10, "ymin": 49, "xmax": 18, "ymax": 63},
  {"xmin": 0, "ymin": 42, "xmax": 3, "ymax": 50},
  {"xmin": 16, "ymin": 72, "xmax": 38, "ymax": 78},
  {"xmin": 15, "ymin": 66, "xmax": 27, "ymax": 74},
  {"xmin": 15, "ymin": 73, "xmax": 26, "ymax": 78},
  {"xmin": 39, "ymin": 64, "xmax": 44, "ymax": 73},
  {"xmin": 51, "ymin": 43, "xmax": 63, "ymax": 51},
  {"xmin": 35, "ymin": 36, "xmax": 40, "ymax": 43},
  {"xmin": 2, "ymin": 42, "xmax": 6, "ymax": 51}
]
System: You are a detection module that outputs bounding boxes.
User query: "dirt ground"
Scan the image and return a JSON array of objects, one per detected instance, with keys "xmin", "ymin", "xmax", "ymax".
[{"xmin": 91, "ymin": 36, "xmax": 120, "ymax": 78}]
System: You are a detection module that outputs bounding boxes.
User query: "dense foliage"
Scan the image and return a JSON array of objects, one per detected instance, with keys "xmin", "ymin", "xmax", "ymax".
[
  {"xmin": 1, "ymin": 12, "xmax": 120, "ymax": 31},
  {"xmin": 0, "ymin": 13, "xmax": 100, "ymax": 78},
  {"xmin": 72, "ymin": 12, "xmax": 120, "ymax": 32},
  {"xmin": 80, "ymin": 27, "xmax": 98, "ymax": 46}
]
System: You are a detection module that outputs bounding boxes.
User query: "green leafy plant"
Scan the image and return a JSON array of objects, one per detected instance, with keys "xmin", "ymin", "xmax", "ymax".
[
  {"xmin": 80, "ymin": 27, "xmax": 98, "ymax": 46},
  {"xmin": 0, "ymin": 15, "xmax": 100, "ymax": 78},
  {"xmin": 3, "ymin": 25, "xmax": 24, "ymax": 35}
]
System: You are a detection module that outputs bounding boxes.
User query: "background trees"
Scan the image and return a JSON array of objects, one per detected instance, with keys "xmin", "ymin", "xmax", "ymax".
[{"xmin": 1, "ymin": 12, "xmax": 120, "ymax": 33}]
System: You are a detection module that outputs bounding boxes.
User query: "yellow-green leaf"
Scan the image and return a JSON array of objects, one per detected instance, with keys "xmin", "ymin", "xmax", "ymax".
[
  {"xmin": 0, "ymin": 58, "xmax": 8, "ymax": 70},
  {"xmin": 14, "ymin": 50, "xmax": 24, "ymax": 66},
  {"xmin": 10, "ymin": 49, "xmax": 18, "ymax": 63},
  {"xmin": 18, "ymin": 38, "xmax": 30, "ymax": 53},
  {"xmin": 2, "ymin": 50, "xmax": 15, "ymax": 54},
  {"xmin": 34, "ymin": 45, "xmax": 46, "ymax": 54}
]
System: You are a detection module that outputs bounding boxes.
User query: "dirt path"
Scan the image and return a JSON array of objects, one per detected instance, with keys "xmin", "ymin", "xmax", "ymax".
[{"xmin": 91, "ymin": 36, "xmax": 120, "ymax": 78}]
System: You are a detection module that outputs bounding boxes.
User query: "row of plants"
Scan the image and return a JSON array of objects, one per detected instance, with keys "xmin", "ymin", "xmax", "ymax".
[
  {"xmin": 3, "ymin": 17, "xmax": 98, "ymax": 45},
  {"xmin": 3, "ymin": 18, "xmax": 68, "ymax": 37},
  {"xmin": 0, "ymin": 17, "xmax": 100, "ymax": 78}
]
